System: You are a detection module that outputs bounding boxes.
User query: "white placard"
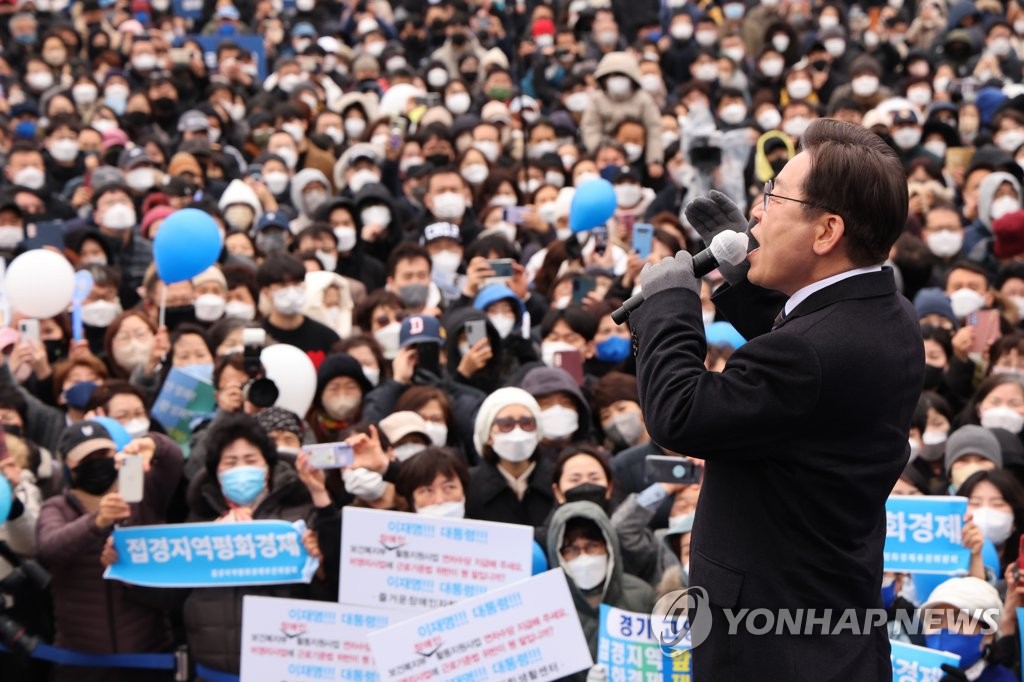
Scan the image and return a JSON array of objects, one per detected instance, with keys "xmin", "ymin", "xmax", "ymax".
[
  {"xmin": 339, "ymin": 507, "xmax": 534, "ymax": 613},
  {"xmin": 240, "ymin": 595, "xmax": 410, "ymax": 682},
  {"xmin": 367, "ymin": 569, "xmax": 593, "ymax": 682}
]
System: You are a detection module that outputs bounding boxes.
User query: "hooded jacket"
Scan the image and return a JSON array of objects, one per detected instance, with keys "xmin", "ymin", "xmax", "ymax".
[
  {"xmin": 217, "ymin": 178, "xmax": 263, "ymax": 223},
  {"xmin": 545, "ymin": 501, "xmax": 656, "ymax": 660},
  {"xmin": 580, "ymin": 52, "xmax": 664, "ymax": 165},
  {"xmin": 302, "ymin": 270, "xmax": 356, "ymax": 339},
  {"xmin": 288, "ymin": 168, "xmax": 332, "ymax": 232},
  {"xmin": 520, "ymin": 366, "xmax": 592, "ymax": 444},
  {"xmin": 965, "ymin": 171, "xmax": 1023, "ymax": 262}
]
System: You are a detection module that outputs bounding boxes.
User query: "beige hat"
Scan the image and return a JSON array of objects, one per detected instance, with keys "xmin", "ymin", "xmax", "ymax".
[
  {"xmin": 921, "ymin": 577, "xmax": 1002, "ymax": 631},
  {"xmin": 379, "ymin": 411, "xmax": 430, "ymax": 446},
  {"xmin": 192, "ymin": 266, "xmax": 227, "ymax": 291}
]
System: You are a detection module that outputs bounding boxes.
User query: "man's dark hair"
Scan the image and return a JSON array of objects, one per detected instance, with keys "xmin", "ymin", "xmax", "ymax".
[
  {"xmin": 944, "ymin": 259, "xmax": 991, "ymax": 287},
  {"xmin": 256, "ymin": 251, "xmax": 306, "ymax": 288},
  {"xmin": 800, "ymin": 118, "xmax": 909, "ymax": 265},
  {"xmin": 386, "ymin": 243, "xmax": 431, "ymax": 278},
  {"xmin": 540, "ymin": 305, "xmax": 598, "ymax": 341},
  {"xmin": 86, "ymin": 380, "xmax": 148, "ymax": 412},
  {"xmin": 354, "ymin": 290, "xmax": 404, "ymax": 332},
  {"xmin": 0, "ymin": 386, "xmax": 28, "ymax": 425}
]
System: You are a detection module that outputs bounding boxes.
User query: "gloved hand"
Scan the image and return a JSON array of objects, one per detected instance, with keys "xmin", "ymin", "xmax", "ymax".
[
  {"xmin": 938, "ymin": 663, "xmax": 969, "ymax": 682},
  {"xmin": 639, "ymin": 250, "xmax": 699, "ymax": 300},
  {"xmin": 342, "ymin": 467, "xmax": 387, "ymax": 502},
  {"xmin": 586, "ymin": 664, "xmax": 608, "ymax": 682},
  {"xmin": 684, "ymin": 189, "xmax": 750, "ymax": 285}
]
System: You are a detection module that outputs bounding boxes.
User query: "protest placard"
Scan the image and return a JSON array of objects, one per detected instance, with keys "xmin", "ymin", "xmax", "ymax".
[
  {"xmin": 104, "ymin": 520, "xmax": 318, "ymax": 588},
  {"xmin": 240, "ymin": 596, "xmax": 411, "ymax": 682},
  {"xmin": 339, "ymin": 507, "xmax": 533, "ymax": 612},
  {"xmin": 884, "ymin": 496, "xmax": 970, "ymax": 575},
  {"xmin": 367, "ymin": 569, "xmax": 592, "ymax": 682},
  {"xmin": 151, "ymin": 366, "xmax": 216, "ymax": 455},
  {"xmin": 889, "ymin": 640, "xmax": 960, "ymax": 682},
  {"xmin": 598, "ymin": 604, "xmax": 663, "ymax": 681}
]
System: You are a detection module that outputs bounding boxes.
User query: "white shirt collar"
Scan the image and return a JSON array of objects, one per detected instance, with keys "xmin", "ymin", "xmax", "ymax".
[{"xmin": 784, "ymin": 265, "xmax": 884, "ymax": 316}]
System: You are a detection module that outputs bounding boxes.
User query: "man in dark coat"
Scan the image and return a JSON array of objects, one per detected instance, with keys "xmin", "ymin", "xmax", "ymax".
[{"xmin": 628, "ymin": 119, "xmax": 924, "ymax": 680}]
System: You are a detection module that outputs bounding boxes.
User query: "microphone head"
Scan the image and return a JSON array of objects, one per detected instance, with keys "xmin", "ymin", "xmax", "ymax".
[{"xmin": 709, "ymin": 230, "xmax": 750, "ymax": 266}]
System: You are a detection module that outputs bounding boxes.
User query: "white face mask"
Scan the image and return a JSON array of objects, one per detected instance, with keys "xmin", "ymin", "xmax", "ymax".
[
  {"xmin": 26, "ymin": 71, "xmax": 54, "ymax": 91},
  {"xmin": 123, "ymin": 417, "xmax": 150, "ymax": 439},
  {"xmin": 851, "ymin": 75, "xmax": 880, "ymax": 97},
  {"xmin": 980, "ymin": 406, "xmax": 1024, "ymax": 434},
  {"xmin": 272, "ymin": 285, "xmax": 305, "ymax": 316},
  {"xmin": 757, "ymin": 109, "xmax": 782, "ymax": 131},
  {"xmin": 102, "ymin": 203, "xmax": 137, "ymax": 230},
  {"xmin": 925, "ymin": 230, "xmax": 963, "ymax": 259},
  {"xmin": 997, "ymin": 130, "xmax": 1024, "ymax": 154},
  {"xmin": 81, "ymin": 299, "xmax": 122, "ymax": 327},
  {"xmin": 224, "ymin": 301, "xmax": 256, "ymax": 321},
  {"xmin": 924, "ymin": 141, "xmax": 947, "ymax": 159},
  {"xmin": 971, "ymin": 506, "xmax": 1015, "ymax": 545},
  {"xmin": 542, "ymin": 340, "xmax": 578, "ymax": 367},
  {"xmin": 424, "ymin": 421, "xmax": 448, "ymax": 446},
  {"xmin": 113, "ymin": 339, "xmax": 153, "ymax": 371},
  {"xmin": 417, "ymin": 500, "xmax": 465, "ymax": 518},
  {"xmin": 374, "ymin": 321, "xmax": 402, "ymax": 359},
  {"xmin": 760, "ymin": 59, "xmax": 784, "ymax": 78},
  {"xmin": 719, "ymin": 103, "xmax": 747, "ymax": 125},
  {"xmin": 14, "ymin": 167, "xmax": 45, "ymax": 190},
  {"xmin": 605, "ymin": 76, "xmax": 632, "ymax": 98},
  {"xmin": 323, "ymin": 393, "xmax": 361, "ymax": 421},
  {"xmin": 610, "ymin": 410, "xmax": 644, "ymax": 445},
  {"xmin": 990, "ymin": 196, "xmax": 1021, "ymax": 222},
  {"xmin": 272, "ymin": 146, "xmax": 298, "ymax": 170},
  {"xmin": 427, "ymin": 68, "xmax": 449, "ymax": 88},
  {"xmin": 349, "ymin": 168, "xmax": 381, "ymax": 193},
  {"xmin": 49, "ymin": 138, "xmax": 80, "ymax": 163},
  {"xmin": 951, "ymin": 462, "xmax": 990, "ymax": 490},
  {"xmin": 0, "ymin": 225, "xmax": 22, "ymax": 250},
  {"xmin": 461, "ymin": 163, "xmax": 489, "ymax": 185},
  {"xmin": 126, "ymin": 167, "xmax": 158, "ymax": 191},
  {"xmin": 72, "ymin": 83, "xmax": 98, "ymax": 105},
  {"xmin": 948, "ymin": 287, "xmax": 986, "ymax": 319},
  {"xmin": 316, "ymin": 249, "xmax": 338, "ymax": 272},
  {"xmin": 393, "ymin": 443, "xmax": 427, "ymax": 462},
  {"xmin": 565, "ymin": 91, "xmax": 590, "ymax": 113},
  {"xmin": 334, "ymin": 226, "xmax": 358, "ymax": 252},
  {"xmin": 541, "ymin": 404, "xmax": 578, "ymax": 439},
  {"xmin": 566, "ymin": 552, "xmax": 607, "ymax": 590},
  {"xmin": 786, "ymin": 79, "xmax": 812, "ymax": 100},
  {"xmin": 488, "ymin": 313, "xmax": 515, "ymax": 339},
  {"xmin": 360, "ymin": 205, "xmax": 391, "ymax": 227},
  {"xmin": 361, "ymin": 365, "xmax": 380, "ymax": 387},
  {"xmin": 264, "ymin": 171, "xmax": 290, "ymax": 195},
  {"xmin": 892, "ymin": 127, "xmax": 922, "ymax": 150},
  {"xmin": 431, "ymin": 250, "xmax": 462, "ymax": 277},
  {"xmin": 623, "ymin": 143, "xmax": 644, "ymax": 163},
  {"xmin": 670, "ymin": 23, "xmax": 693, "ymax": 40},
  {"xmin": 474, "ymin": 140, "xmax": 500, "ymax": 163},
  {"xmin": 615, "ymin": 183, "xmax": 642, "ymax": 207},
  {"xmin": 194, "ymin": 294, "xmax": 226, "ymax": 322},
  {"xmin": 771, "ymin": 35, "xmax": 790, "ymax": 52},
  {"xmin": 491, "ymin": 426, "xmax": 539, "ymax": 462},
  {"xmin": 445, "ymin": 93, "xmax": 471, "ymax": 115},
  {"xmin": 782, "ymin": 117, "xmax": 810, "ymax": 139},
  {"xmin": 431, "ymin": 192, "xmax": 466, "ymax": 221}
]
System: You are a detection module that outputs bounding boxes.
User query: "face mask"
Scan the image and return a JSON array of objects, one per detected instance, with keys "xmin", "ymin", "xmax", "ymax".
[
  {"xmin": 194, "ymin": 294, "xmax": 226, "ymax": 322},
  {"xmin": 595, "ymin": 335, "xmax": 631, "ymax": 363},
  {"xmin": 771, "ymin": 35, "xmax": 790, "ymax": 52},
  {"xmin": 541, "ymin": 405, "xmax": 578, "ymax": 440},
  {"xmin": 272, "ymin": 285, "xmax": 305, "ymax": 316},
  {"xmin": 991, "ymin": 195, "xmax": 1022, "ymax": 222},
  {"xmin": 424, "ymin": 421, "xmax": 447, "ymax": 446},
  {"xmin": 72, "ymin": 456, "xmax": 119, "ymax": 495},
  {"xmin": 374, "ymin": 322, "xmax": 402, "ymax": 359},
  {"xmin": 73, "ymin": 83, "xmax": 98, "ymax": 105},
  {"xmin": 427, "ymin": 68, "xmax": 449, "ymax": 88},
  {"xmin": 782, "ymin": 117, "xmax": 810, "ymax": 139},
  {"xmin": 126, "ymin": 167, "xmax": 157, "ymax": 191},
  {"xmin": 256, "ymin": 231, "xmax": 287, "ymax": 254},
  {"xmin": 694, "ymin": 63, "xmax": 718, "ymax": 82},
  {"xmin": 924, "ymin": 141, "xmax": 947, "ymax": 159},
  {"xmin": 334, "ymin": 226, "xmax": 358, "ymax": 253},
  {"xmin": 489, "ymin": 221, "xmax": 518, "ymax": 244},
  {"xmin": 224, "ymin": 301, "xmax": 256, "ymax": 321},
  {"xmin": 566, "ymin": 552, "xmax": 607, "ymax": 590},
  {"xmin": 640, "ymin": 74, "xmax": 662, "ymax": 93},
  {"xmin": 609, "ymin": 410, "xmax": 644, "ymax": 446},
  {"xmin": 542, "ymin": 340, "xmax": 578, "ymax": 368},
  {"xmin": 892, "ymin": 128, "xmax": 922, "ymax": 151},
  {"xmin": 218, "ymin": 465, "xmax": 267, "ymax": 505},
  {"xmin": 272, "ymin": 146, "xmax": 298, "ymax": 170},
  {"xmin": 323, "ymin": 393, "xmax": 360, "ymax": 421},
  {"xmin": 909, "ymin": 438, "xmax": 921, "ymax": 460},
  {"xmin": 615, "ymin": 183, "xmax": 641, "ymax": 207},
  {"xmin": 670, "ymin": 23, "xmax": 693, "ymax": 40},
  {"xmin": 719, "ymin": 103, "xmax": 747, "ymax": 126},
  {"xmin": 491, "ymin": 427, "xmax": 538, "ymax": 462},
  {"xmin": 528, "ymin": 140, "xmax": 558, "ymax": 160},
  {"xmin": 907, "ymin": 87, "xmax": 932, "ymax": 107},
  {"xmin": 445, "ymin": 93, "xmax": 472, "ymax": 115},
  {"xmin": 432, "ymin": 192, "xmax": 466, "ymax": 220},
  {"xmin": 360, "ymin": 205, "xmax": 391, "ymax": 227},
  {"xmin": 823, "ymin": 39, "xmax": 845, "ymax": 58},
  {"xmin": 431, "ymin": 250, "xmax": 462, "ymax": 277},
  {"xmin": 925, "ymin": 230, "xmax": 963, "ymax": 259},
  {"xmin": 520, "ymin": 178, "xmax": 541, "ymax": 195},
  {"xmin": 752, "ymin": 109, "xmax": 782, "ymax": 133},
  {"xmin": 123, "ymin": 417, "xmax": 150, "ymax": 439},
  {"xmin": 565, "ymin": 91, "xmax": 590, "ymax": 113},
  {"xmin": 563, "ymin": 482, "xmax": 610, "ymax": 510},
  {"xmin": 224, "ymin": 206, "xmax": 254, "ymax": 232},
  {"xmin": 619, "ymin": 143, "xmax": 642, "ymax": 164},
  {"xmin": 980, "ymin": 405, "xmax": 1024, "ymax": 434},
  {"xmin": 461, "ymin": 164, "xmax": 489, "ymax": 185},
  {"xmin": 786, "ymin": 79, "xmax": 812, "ymax": 100},
  {"xmin": 349, "ymin": 117, "xmax": 370, "ymax": 139},
  {"xmin": 948, "ymin": 287, "xmax": 985, "ymax": 319},
  {"xmin": 951, "ymin": 462, "xmax": 991, "ymax": 490},
  {"xmin": 132, "ymin": 53, "xmax": 158, "ymax": 72},
  {"xmin": 0, "ymin": 225, "xmax": 22, "ymax": 250},
  {"xmin": 113, "ymin": 337, "xmax": 153, "ymax": 371},
  {"xmin": 349, "ymin": 169, "xmax": 380, "ymax": 193},
  {"xmin": 358, "ymin": 365, "xmax": 380, "ymax": 388},
  {"xmin": 924, "ymin": 630, "xmax": 984, "ymax": 669},
  {"xmin": 26, "ymin": 71, "xmax": 54, "ymax": 91},
  {"xmin": 49, "ymin": 139, "xmax": 80, "ymax": 163},
  {"xmin": 851, "ymin": 75, "xmax": 880, "ymax": 97},
  {"xmin": 397, "ymin": 284, "xmax": 429, "ymax": 309},
  {"xmin": 81, "ymin": 299, "xmax": 121, "ymax": 327},
  {"xmin": 14, "ymin": 167, "xmax": 45, "ymax": 190},
  {"xmin": 971, "ymin": 506, "xmax": 1014, "ymax": 545},
  {"xmin": 278, "ymin": 74, "xmax": 304, "ymax": 94},
  {"xmin": 264, "ymin": 171, "xmax": 290, "ymax": 195},
  {"xmin": 605, "ymin": 76, "xmax": 632, "ymax": 98},
  {"xmin": 394, "ymin": 443, "xmax": 427, "ymax": 463},
  {"xmin": 304, "ymin": 190, "xmax": 328, "ymax": 215},
  {"xmin": 417, "ymin": 500, "xmax": 465, "ymax": 518}
]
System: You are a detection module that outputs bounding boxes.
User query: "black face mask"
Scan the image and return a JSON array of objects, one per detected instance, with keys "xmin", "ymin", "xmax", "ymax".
[
  {"xmin": 152, "ymin": 97, "xmax": 179, "ymax": 120},
  {"xmin": 427, "ymin": 153, "xmax": 452, "ymax": 168},
  {"xmin": 461, "ymin": 70, "xmax": 478, "ymax": 85},
  {"xmin": 45, "ymin": 339, "xmax": 66, "ymax": 365},
  {"xmin": 164, "ymin": 304, "xmax": 197, "ymax": 329},
  {"xmin": 922, "ymin": 363, "xmax": 944, "ymax": 391},
  {"xmin": 563, "ymin": 482, "xmax": 610, "ymax": 511},
  {"xmin": 123, "ymin": 111, "xmax": 149, "ymax": 129},
  {"xmin": 769, "ymin": 158, "xmax": 788, "ymax": 177},
  {"xmin": 71, "ymin": 456, "xmax": 118, "ymax": 495}
]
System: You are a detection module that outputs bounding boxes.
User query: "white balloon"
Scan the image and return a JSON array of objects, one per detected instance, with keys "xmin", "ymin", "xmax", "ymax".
[
  {"xmin": 6, "ymin": 250, "xmax": 75, "ymax": 318},
  {"xmin": 260, "ymin": 344, "xmax": 316, "ymax": 417}
]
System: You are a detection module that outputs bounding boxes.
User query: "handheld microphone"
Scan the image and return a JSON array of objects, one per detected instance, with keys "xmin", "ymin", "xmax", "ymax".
[{"xmin": 612, "ymin": 230, "xmax": 750, "ymax": 325}]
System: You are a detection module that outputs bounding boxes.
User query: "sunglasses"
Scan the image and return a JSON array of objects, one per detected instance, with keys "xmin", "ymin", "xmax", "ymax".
[{"xmin": 492, "ymin": 416, "xmax": 537, "ymax": 433}]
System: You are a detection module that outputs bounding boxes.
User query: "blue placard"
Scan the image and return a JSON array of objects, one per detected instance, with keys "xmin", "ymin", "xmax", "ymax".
[
  {"xmin": 173, "ymin": 0, "xmax": 204, "ymax": 19},
  {"xmin": 188, "ymin": 35, "xmax": 268, "ymax": 81},
  {"xmin": 104, "ymin": 520, "xmax": 319, "ymax": 588},
  {"xmin": 884, "ymin": 496, "xmax": 970, "ymax": 575},
  {"xmin": 598, "ymin": 604, "xmax": 664, "ymax": 677},
  {"xmin": 1018, "ymin": 608, "xmax": 1024, "ymax": 682},
  {"xmin": 890, "ymin": 640, "xmax": 960, "ymax": 681}
]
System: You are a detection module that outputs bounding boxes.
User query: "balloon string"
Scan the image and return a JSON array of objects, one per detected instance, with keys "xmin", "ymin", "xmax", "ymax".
[{"xmin": 158, "ymin": 284, "xmax": 167, "ymax": 329}]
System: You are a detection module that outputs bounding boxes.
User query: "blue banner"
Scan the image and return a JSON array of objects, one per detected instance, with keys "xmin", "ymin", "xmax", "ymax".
[
  {"xmin": 151, "ymin": 366, "xmax": 216, "ymax": 456},
  {"xmin": 189, "ymin": 35, "xmax": 268, "ymax": 81},
  {"xmin": 172, "ymin": 0, "xmax": 204, "ymax": 19},
  {"xmin": 884, "ymin": 496, "xmax": 970, "ymax": 575},
  {"xmin": 890, "ymin": 640, "xmax": 960, "ymax": 681},
  {"xmin": 104, "ymin": 520, "xmax": 319, "ymax": 588}
]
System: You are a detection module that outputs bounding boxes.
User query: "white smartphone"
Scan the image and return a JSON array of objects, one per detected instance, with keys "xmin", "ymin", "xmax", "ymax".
[
  {"xmin": 118, "ymin": 454, "xmax": 144, "ymax": 503},
  {"xmin": 17, "ymin": 319, "xmax": 39, "ymax": 343}
]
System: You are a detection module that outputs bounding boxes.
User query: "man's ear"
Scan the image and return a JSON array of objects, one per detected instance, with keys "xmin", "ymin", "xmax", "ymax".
[{"xmin": 812, "ymin": 214, "xmax": 846, "ymax": 257}]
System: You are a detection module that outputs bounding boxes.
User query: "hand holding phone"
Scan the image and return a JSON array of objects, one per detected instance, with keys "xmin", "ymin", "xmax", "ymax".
[
  {"xmin": 644, "ymin": 455, "xmax": 702, "ymax": 485},
  {"xmin": 632, "ymin": 223, "xmax": 654, "ymax": 260},
  {"xmin": 306, "ymin": 442, "xmax": 355, "ymax": 469},
  {"xmin": 17, "ymin": 319, "xmax": 39, "ymax": 344},
  {"xmin": 465, "ymin": 319, "xmax": 488, "ymax": 348}
]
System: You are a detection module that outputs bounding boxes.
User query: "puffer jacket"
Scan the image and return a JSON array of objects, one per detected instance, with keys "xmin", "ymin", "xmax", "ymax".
[
  {"xmin": 546, "ymin": 501, "xmax": 656, "ymax": 661},
  {"xmin": 35, "ymin": 434, "xmax": 183, "ymax": 674},
  {"xmin": 183, "ymin": 461, "xmax": 332, "ymax": 675},
  {"xmin": 580, "ymin": 52, "xmax": 663, "ymax": 164}
]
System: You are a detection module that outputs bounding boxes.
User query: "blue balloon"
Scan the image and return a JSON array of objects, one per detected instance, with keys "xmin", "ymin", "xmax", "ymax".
[
  {"xmin": 153, "ymin": 208, "xmax": 223, "ymax": 283},
  {"xmin": 0, "ymin": 477, "xmax": 10, "ymax": 524},
  {"xmin": 570, "ymin": 178, "xmax": 617, "ymax": 233},
  {"xmin": 91, "ymin": 417, "xmax": 132, "ymax": 451}
]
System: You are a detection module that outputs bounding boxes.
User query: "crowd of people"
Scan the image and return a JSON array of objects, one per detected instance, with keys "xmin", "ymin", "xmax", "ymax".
[{"xmin": 0, "ymin": 0, "xmax": 1024, "ymax": 679}]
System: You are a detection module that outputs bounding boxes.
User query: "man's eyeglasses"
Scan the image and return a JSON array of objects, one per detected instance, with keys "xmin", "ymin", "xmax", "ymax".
[
  {"xmin": 762, "ymin": 179, "xmax": 837, "ymax": 215},
  {"xmin": 492, "ymin": 416, "xmax": 537, "ymax": 433}
]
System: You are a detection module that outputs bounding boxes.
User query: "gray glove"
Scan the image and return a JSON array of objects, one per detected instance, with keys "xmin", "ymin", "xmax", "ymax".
[
  {"xmin": 639, "ymin": 249, "xmax": 699, "ymax": 300},
  {"xmin": 684, "ymin": 189, "xmax": 750, "ymax": 285}
]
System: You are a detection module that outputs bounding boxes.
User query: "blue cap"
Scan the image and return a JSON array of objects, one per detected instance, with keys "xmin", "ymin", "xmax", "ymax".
[
  {"xmin": 399, "ymin": 315, "xmax": 444, "ymax": 348},
  {"xmin": 292, "ymin": 21, "xmax": 317, "ymax": 37},
  {"xmin": 473, "ymin": 284, "xmax": 524, "ymax": 317},
  {"xmin": 215, "ymin": 4, "xmax": 240, "ymax": 19},
  {"xmin": 255, "ymin": 211, "xmax": 290, "ymax": 232},
  {"xmin": 705, "ymin": 321, "xmax": 745, "ymax": 350}
]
